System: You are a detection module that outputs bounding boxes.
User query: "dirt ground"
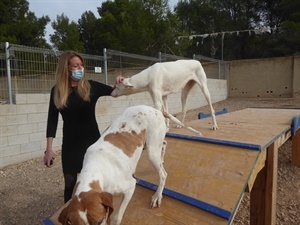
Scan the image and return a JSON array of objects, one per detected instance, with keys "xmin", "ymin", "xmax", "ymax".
[{"xmin": 0, "ymin": 97, "xmax": 300, "ymax": 225}]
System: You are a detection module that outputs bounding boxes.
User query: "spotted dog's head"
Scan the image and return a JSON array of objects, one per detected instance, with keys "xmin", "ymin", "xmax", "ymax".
[{"xmin": 58, "ymin": 189, "xmax": 113, "ymax": 225}]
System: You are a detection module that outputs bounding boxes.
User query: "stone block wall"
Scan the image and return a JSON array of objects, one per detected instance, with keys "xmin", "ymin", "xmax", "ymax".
[{"xmin": 0, "ymin": 79, "xmax": 227, "ymax": 168}]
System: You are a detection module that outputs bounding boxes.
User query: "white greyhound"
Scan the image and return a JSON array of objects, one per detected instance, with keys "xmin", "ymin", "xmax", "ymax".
[{"xmin": 111, "ymin": 59, "xmax": 218, "ymax": 134}]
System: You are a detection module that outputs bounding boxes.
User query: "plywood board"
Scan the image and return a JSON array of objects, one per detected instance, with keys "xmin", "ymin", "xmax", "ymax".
[
  {"xmin": 171, "ymin": 108, "xmax": 300, "ymax": 149},
  {"xmin": 134, "ymin": 138, "xmax": 259, "ymax": 216}
]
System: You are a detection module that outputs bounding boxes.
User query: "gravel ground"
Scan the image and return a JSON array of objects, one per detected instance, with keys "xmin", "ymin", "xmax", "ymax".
[{"xmin": 0, "ymin": 97, "xmax": 300, "ymax": 225}]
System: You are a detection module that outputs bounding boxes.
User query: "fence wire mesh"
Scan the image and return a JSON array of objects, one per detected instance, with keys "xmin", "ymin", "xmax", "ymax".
[{"xmin": 0, "ymin": 42, "xmax": 227, "ymax": 104}]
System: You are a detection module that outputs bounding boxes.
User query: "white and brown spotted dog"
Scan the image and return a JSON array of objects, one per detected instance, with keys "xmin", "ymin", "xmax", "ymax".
[{"xmin": 58, "ymin": 105, "xmax": 168, "ymax": 225}]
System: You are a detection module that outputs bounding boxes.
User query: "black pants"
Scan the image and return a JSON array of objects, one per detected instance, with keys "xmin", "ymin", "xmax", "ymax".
[{"xmin": 63, "ymin": 173, "xmax": 77, "ymax": 203}]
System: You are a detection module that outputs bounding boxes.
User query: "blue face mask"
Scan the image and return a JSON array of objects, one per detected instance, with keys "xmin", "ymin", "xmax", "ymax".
[{"xmin": 71, "ymin": 68, "xmax": 84, "ymax": 81}]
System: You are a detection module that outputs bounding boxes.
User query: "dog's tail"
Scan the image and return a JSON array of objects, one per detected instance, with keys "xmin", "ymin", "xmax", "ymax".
[{"xmin": 162, "ymin": 111, "xmax": 202, "ymax": 136}]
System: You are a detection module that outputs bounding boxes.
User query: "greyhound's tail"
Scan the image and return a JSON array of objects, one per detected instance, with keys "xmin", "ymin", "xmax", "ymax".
[{"xmin": 162, "ymin": 111, "xmax": 202, "ymax": 136}]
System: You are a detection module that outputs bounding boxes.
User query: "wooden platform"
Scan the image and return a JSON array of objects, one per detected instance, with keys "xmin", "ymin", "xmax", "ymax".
[{"xmin": 44, "ymin": 108, "xmax": 300, "ymax": 225}]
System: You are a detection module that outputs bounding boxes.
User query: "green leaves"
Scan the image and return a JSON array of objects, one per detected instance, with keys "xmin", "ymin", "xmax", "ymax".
[
  {"xmin": 0, "ymin": 0, "xmax": 50, "ymax": 48},
  {"xmin": 50, "ymin": 14, "xmax": 85, "ymax": 52},
  {"xmin": 1, "ymin": 0, "xmax": 299, "ymax": 59}
]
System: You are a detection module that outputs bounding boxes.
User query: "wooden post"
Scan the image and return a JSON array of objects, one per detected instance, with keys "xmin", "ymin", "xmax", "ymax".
[
  {"xmin": 265, "ymin": 142, "xmax": 278, "ymax": 224},
  {"xmin": 292, "ymin": 129, "xmax": 300, "ymax": 167},
  {"xmin": 250, "ymin": 141, "xmax": 278, "ymax": 225},
  {"xmin": 250, "ymin": 162, "xmax": 266, "ymax": 225}
]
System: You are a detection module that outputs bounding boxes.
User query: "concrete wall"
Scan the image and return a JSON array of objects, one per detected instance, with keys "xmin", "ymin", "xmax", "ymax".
[
  {"xmin": 228, "ymin": 56, "xmax": 300, "ymax": 98},
  {"xmin": 0, "ymin": 79, "xmax": 227, "ymax": 169},
  {"xmin": 292, "ymin": 56, "xmax": 300, "ymax": 97}
]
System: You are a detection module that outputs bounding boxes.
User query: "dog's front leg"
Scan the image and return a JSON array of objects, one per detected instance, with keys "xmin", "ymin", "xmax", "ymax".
[
  {"xmin": 150, "ymin": 90, "xmax": 170, "ymax": 129},
  {"xmin": 162, "ymin": 95, "xmax": 170, "ymax": 128},
  {"xmin": 111, "ymin": 180, "xmax": 136, "ymax": 225},
  {"xmin": 161, "ymin": 140, "xmax": 167, "ymax": 164},
  {"xmin": 150, "ymin": 164, "xmax": 167, "ymax": 208},
  {"xmin": 146, "ymin": 145, "xmax": 168, "ymax": 208}
]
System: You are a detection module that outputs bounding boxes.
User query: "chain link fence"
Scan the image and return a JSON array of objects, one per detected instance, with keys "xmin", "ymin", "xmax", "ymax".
[{"xmin": 0, "ymin": 42, "xmax": 227, "ymax": 104}]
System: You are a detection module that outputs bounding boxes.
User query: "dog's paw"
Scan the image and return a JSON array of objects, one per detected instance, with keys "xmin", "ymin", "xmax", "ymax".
[
  {"xmin": 150, "ymin": 194, "xmax": 162, "ymax": 208},
  {"xmin": 212, "ymin": 125, "xmax": 219, "ymax": 130}
]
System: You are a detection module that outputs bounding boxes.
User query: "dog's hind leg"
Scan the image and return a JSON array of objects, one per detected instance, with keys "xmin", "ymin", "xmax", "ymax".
[
  {"xmin": 201, "ymin": 84, "xmax": 218, "ymax": 130},
  {"xmin": 181, "ymin": 80, "xmax": 196, "ymax": 124},
  {"xmin": 196, "ymin": 68, "xmax": 218, "ymax": 130}
]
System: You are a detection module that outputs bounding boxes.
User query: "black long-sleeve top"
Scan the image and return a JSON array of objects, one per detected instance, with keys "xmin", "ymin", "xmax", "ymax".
[{"xmin": 46, "ymin": 80, "xmax": 113, "ymax": 173}]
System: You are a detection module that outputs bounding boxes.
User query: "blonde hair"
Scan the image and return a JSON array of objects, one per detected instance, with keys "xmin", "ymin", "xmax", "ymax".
[{"xmin": 53, "ymin": 51, "xmax": 91, "ymax": 109}]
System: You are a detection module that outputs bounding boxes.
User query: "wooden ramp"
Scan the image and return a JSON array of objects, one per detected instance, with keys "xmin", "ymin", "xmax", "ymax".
[{"xmin": 44, "ymin": 108, "xmax": 300, "ymax": 225}]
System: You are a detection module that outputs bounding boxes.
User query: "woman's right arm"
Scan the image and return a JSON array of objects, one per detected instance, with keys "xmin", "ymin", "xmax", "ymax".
[{"xmin": 44, "ymin": 87, "xmax": 59, "ymax": 167}]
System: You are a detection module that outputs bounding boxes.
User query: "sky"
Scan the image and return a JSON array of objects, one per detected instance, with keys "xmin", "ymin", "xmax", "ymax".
[{"xmin": 28, "ymin": 0, "xmax": 179, "ymax": 43}]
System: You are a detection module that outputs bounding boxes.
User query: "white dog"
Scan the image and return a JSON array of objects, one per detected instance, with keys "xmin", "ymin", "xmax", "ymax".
[
  {"xmin": 111, "ymin": 59, "xmax": 218, "ymax": 134},
  {"xmin": 58, "ymin": 105, "xmax": 168, "ymax": 225}
]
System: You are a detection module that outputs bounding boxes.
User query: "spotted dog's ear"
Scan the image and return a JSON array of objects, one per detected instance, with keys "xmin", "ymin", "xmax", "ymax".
[
  {"xmin": 58, "ymin": 206, "xmax": 69, "ymax": 225},
  {"xmin": 58, "ymin": 197, "xmax": 84, "ymax": 225},
  {"xmin": 100, "ymin": 192, "xmax": 114, "ymax": 224}
]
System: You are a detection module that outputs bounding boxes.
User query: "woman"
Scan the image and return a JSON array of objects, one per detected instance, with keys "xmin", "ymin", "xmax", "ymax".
[{"xmin": 43, "ymin": 50, "xmax": 122, "ymax": 203}]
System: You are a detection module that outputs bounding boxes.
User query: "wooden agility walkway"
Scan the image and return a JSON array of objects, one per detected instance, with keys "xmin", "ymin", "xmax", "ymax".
[{"xmin": 44, "ymin": 108, "xmax": 300, "ymax": 225}]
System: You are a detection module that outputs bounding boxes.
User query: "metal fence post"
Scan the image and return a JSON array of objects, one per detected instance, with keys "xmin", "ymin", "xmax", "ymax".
[
  {"xmin": 103, "ymin": 48, "xmax": 108, "ymax": 84},
  {"xmin": 5, "ymin": 42, "xmax": 13, "ymax": 104},
  {"xmin": 218, "ymin": 60, "xmax": 221, "ymax": 79}
]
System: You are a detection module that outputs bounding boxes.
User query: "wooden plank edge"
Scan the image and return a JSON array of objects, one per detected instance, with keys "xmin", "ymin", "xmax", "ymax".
[
  {"xmin": 166, "ymin": 132, "xmax": 261, "ymax": 151},
  {"xmin": 43, "ymin": 218, "xmax": 55, "ymax": 225},
  {"xmin": 198, "ymin": 108, "xmax": 228, "ymax": 119},
  {"xmin": 135, "ymin": 177, "xmax": 231, "ymax": 220},
  {"xmin": 246, "ymin": 151, "xmax": 267, "ymax": 192}
]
